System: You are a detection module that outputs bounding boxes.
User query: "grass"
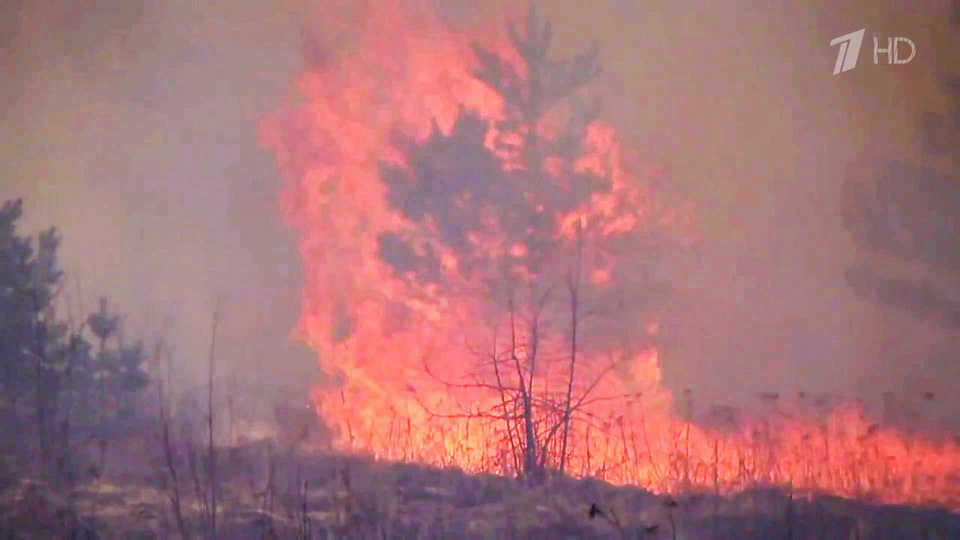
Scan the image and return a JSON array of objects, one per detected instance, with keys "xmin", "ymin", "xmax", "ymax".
[{"xmin": 2, "ymin": 439, "xmax": 959, "ymax": 539}]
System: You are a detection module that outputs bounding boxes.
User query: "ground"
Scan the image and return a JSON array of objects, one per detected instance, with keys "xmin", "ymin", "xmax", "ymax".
[{"xmin": 1, "ymin": 440, "xmax": 958, "ymax": 539}]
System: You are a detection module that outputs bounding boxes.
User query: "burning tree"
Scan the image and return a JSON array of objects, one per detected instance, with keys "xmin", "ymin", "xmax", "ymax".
[
  {"xmin": 375, "ymin": 5, "xmax": 686, "ymax": 483},
  {"xmin": 262, "ymin": 0, "xmax": 691, "ymax": 482}
]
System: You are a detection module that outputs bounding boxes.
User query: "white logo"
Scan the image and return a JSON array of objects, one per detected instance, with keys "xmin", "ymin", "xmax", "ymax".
[
  {"xmin": 830, "ymin": 29, "xmax": 916, "ymax": 75},
  {"xmin": 873, "ymin": 37, "xmax": 917, "ymax": 65},
  {"xmin": 830, "ymin": 29, "xmax": 866, "ymax": 75}
]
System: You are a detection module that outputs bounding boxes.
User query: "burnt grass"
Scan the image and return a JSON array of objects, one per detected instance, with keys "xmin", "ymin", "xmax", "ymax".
[{"xmin": 1, "ymin": 440, "xmax": 959, "ymax": 539}]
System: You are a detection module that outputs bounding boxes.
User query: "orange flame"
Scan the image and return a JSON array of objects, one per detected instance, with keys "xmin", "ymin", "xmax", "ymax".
[{"xmin": 261, "ymin": 0, "xmax": 960, "ymax": 509}]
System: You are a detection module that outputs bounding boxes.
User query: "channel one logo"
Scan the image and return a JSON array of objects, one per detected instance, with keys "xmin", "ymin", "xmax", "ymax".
[{"xmin": 830, "ymin": 29, "xmax": 916, "ymax": 75}]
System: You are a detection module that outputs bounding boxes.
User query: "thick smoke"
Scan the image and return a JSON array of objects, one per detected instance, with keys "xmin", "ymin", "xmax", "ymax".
[
  {"xmin": 2, "ymin": 0, "xmax": 959, "ymax": 435},
  {"xmin": 0, "ymin": 0, "xmax": 321, "ymax": 429}
]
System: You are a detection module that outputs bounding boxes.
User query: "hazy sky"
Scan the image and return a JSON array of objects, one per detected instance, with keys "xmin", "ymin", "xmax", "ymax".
[
  {"xmin": 1, "ymin": 0, "xmax": 318, "ymax": 405},
  {"xmin": 2, "ymin": 1, "xmax": 958, "ymax": 423}
]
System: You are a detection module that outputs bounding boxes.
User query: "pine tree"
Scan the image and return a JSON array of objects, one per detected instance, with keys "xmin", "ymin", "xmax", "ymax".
[
  {"xmin": 0, "ymin": 199, "xmax": 150, "ymax": 483},
  {"xmin": 843, "ymin": 70, "xmax": 960, "ymax": 328},
  {"xmin": 376, "ymin": 6, "xmax": 679, "ymax": 483},
  {"xmin": 0, "ymin": 199, "xmax": 63, "ymax": 467}
]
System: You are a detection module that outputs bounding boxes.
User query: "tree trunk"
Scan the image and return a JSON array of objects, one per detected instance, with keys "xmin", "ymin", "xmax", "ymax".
[{"xmin": 560, "ymin": 218, "xmax": 583, "ymax": 474}]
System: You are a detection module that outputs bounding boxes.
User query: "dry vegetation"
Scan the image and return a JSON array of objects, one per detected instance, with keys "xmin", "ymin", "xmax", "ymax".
[{"xmin": 2, "ymin": 437, "xmax": 959, "ymax": 539}]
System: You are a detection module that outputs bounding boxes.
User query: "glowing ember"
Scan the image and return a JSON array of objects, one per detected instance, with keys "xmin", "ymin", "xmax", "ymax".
[{"xmin": 261, "ymin": 0, "xmax": 960, "ymax": 509}]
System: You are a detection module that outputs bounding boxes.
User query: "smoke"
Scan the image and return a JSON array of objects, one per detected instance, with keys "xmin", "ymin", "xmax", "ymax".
[
  {"xmin": 0, "ymin": 0, "xmax": 320, "ymax": 416},
  {"xmin": 558, "ymin": 0, "xmax": 960, "ymax": 424},
  {"xmin": 2, "ymin": 0, "xmax": 959, "ymax": 434}
]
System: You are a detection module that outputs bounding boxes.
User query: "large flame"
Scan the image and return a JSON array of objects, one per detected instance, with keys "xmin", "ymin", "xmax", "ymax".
[{"xmin": 261, "ymin": 0, "xmax": 960, "ymax": 509}]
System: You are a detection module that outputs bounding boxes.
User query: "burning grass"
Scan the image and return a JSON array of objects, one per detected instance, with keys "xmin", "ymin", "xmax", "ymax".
[
  {"xmin": 2, "ymin": 440, "xmax": 958, "ymax": 539},
  {"xmin": 260, "ymin": 0, "xmax": 960, "ymax": 511}
]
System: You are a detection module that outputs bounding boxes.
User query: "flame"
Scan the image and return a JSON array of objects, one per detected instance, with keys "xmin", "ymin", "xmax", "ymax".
[{"xmin": 261, "ymin": 0, "xmax": 960, "ymax": 509}]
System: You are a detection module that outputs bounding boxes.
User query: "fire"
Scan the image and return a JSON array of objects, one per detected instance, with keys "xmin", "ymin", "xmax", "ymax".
[{"xmin": 261, "ymin": 0, "xmax": 960, "ymax": 509}]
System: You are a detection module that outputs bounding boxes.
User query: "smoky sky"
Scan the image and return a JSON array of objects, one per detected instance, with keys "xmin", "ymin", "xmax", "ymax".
[
  {"xmin": 0, "ymin": 0, "xmax": 319, "ymax": 405},
  {"xmin": 2, "ymin": 1, "xmax": 958, "ymax": 427}
]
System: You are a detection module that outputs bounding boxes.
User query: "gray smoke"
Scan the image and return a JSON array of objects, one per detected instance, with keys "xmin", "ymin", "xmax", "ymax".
[{"xmin": 2, "ymin": 0, "xmax": 958, "ymax": 432}]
